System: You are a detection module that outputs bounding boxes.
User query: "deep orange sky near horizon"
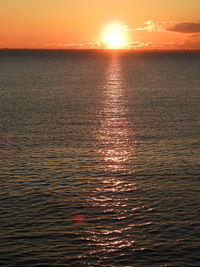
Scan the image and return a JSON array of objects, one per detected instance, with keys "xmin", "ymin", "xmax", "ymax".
[{"xmin": 0, "ymin": 0, "xmax": 200, "ymax": 49}]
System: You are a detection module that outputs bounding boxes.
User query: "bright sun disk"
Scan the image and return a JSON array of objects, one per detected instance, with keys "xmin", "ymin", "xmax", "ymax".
[{"xmin": 102, "ymin": 22, "xmax": 129, "ymax": 49}]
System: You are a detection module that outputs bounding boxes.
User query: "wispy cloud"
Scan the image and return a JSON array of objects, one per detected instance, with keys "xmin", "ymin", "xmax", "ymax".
[
  {"xmin": 167, "ymin": 22, "xmax": 200, "ymax": 33},
  {"xmin": 45, "ymin": 42, "xmax": 101, "ymax": 49},
  {"xmin": 136, "ymin": 20, "xmax": 163, "ymax": 32},
  {"xmin": 136, "ymin": 20, "xmax": 200, "ymax": 34},
  {"xmin": 133, "ymin": 20, "xmax": 200, "ymax": 50},
  {"xmin": 129, "ymin": 41, "xmax": 153, "ymax": 48}
]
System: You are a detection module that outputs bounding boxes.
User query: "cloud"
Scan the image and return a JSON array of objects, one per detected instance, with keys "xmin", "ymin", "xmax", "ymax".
[
  {"xmin": 136, "ymin": 20, "xmax": 163, "ymax": 32},
  {"xmin": 129, "ymin": 41, "xmax": 153, "ymax": 48},
  {"xmin": 167, "ymin": 22, "xmax": 200, "ymax": 33},
  {"xmin": 45, "ymin": 42, "xmax": 102, "ymax": 49},
  {"xmin": 136, "ymin": 20, "xmax": 200, "ymax": 34}
]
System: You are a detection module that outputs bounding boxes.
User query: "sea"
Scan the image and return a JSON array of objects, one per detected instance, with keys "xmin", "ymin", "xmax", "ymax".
[{"xmin": 0, "ymin": 50, "xmax": 199, "ymax": 267}]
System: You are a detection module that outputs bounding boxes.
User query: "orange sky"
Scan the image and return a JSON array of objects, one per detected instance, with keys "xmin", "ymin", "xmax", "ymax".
[{"xmin": 0, "ymin": 0, "xmax": 200, "ymax": 49}]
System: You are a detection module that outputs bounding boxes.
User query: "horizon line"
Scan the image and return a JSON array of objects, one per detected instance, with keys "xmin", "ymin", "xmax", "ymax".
[{"xmin": 0, "ymin": 48, "xmax": 200, "ymax": 53}]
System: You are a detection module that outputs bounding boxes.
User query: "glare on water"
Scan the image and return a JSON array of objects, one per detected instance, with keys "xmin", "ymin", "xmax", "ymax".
[
  {"xmin": 81, "ymin": 56, "xmax": 145, "ymax": 262},
  {"xmin": 96, "ymin": 56, "xmax": 135, "ymax": 173}
]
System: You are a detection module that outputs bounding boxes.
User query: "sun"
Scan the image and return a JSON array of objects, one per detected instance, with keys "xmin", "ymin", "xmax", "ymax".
[
  {"xmin": 102, "ymin": 22, "xmax": 129, "ymax": 49},
  {"xmin": 105, "ymin": 31, "xmax": 124, "ymax": 49}
]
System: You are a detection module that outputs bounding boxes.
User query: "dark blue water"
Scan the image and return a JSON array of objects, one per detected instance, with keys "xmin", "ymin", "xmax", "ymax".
[{"xmin": 0, "ymin": 50, "xmax": 200, "ymax": 266}]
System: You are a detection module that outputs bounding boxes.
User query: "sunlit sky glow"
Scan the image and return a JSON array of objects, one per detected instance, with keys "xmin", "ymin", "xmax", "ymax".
[{"xmin": 0, "ymin": 0, "xmax": 200, "ymax": 49}]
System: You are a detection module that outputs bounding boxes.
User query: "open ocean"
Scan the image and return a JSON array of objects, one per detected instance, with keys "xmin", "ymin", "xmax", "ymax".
[{"xmin": 0, "ymin": 50, "xmax": 199, "ymax": 266}]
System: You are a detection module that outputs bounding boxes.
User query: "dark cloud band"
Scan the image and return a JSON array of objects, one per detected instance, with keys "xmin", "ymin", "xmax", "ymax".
[{"xmin": 167, "ymin": 22, "xmax": 200, "ymax": 33}]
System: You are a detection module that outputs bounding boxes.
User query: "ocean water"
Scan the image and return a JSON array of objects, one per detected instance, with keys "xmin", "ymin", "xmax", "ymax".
[{"xmin": 0, "ymin": 50, "xmax": 199, "ymax": 266}]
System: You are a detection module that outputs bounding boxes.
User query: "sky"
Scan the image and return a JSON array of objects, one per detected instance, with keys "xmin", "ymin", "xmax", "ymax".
[{"xmin": 0, "ymin": 0, "xmax": 200, "ymax": 49}]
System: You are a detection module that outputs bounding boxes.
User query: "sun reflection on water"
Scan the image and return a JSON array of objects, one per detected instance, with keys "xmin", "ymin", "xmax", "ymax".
[
  {"xmin": 96, "ymin": 56, "xmax": 135, "ymax": 173},
  {"xmin": 75, "ymin": 56, "xmax": 155, "ymax": 265}
]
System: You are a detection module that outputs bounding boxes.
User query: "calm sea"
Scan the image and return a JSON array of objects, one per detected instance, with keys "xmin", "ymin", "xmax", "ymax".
[{"xmin": 0, "ymin": 50, "xmax": 199, "ymax": 266}]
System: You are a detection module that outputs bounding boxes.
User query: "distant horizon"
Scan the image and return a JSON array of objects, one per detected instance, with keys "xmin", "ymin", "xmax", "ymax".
[{"xmin": 0, "ymin": 48, "xmax": 200, "ymax": 52}]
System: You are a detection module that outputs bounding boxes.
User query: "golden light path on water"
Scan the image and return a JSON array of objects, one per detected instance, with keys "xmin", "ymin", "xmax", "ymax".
[
  {"xmin": 96, "ymin": 55, "xmax": 134, "ymax": 173},
  {"xmin": 78, "ymin": 56, "xmax": 153, "ymax": 263}
]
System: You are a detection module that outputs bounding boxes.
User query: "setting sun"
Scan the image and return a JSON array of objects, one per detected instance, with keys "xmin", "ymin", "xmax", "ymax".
[{"xmin": 102, "ymin": 22, "xmax": 129, "ymax": 49}]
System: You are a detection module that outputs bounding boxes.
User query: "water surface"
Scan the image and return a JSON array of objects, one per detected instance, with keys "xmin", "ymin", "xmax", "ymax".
[{"xmin": 0, "ymin": 50, "xmax": 200, "ymax": 266}]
